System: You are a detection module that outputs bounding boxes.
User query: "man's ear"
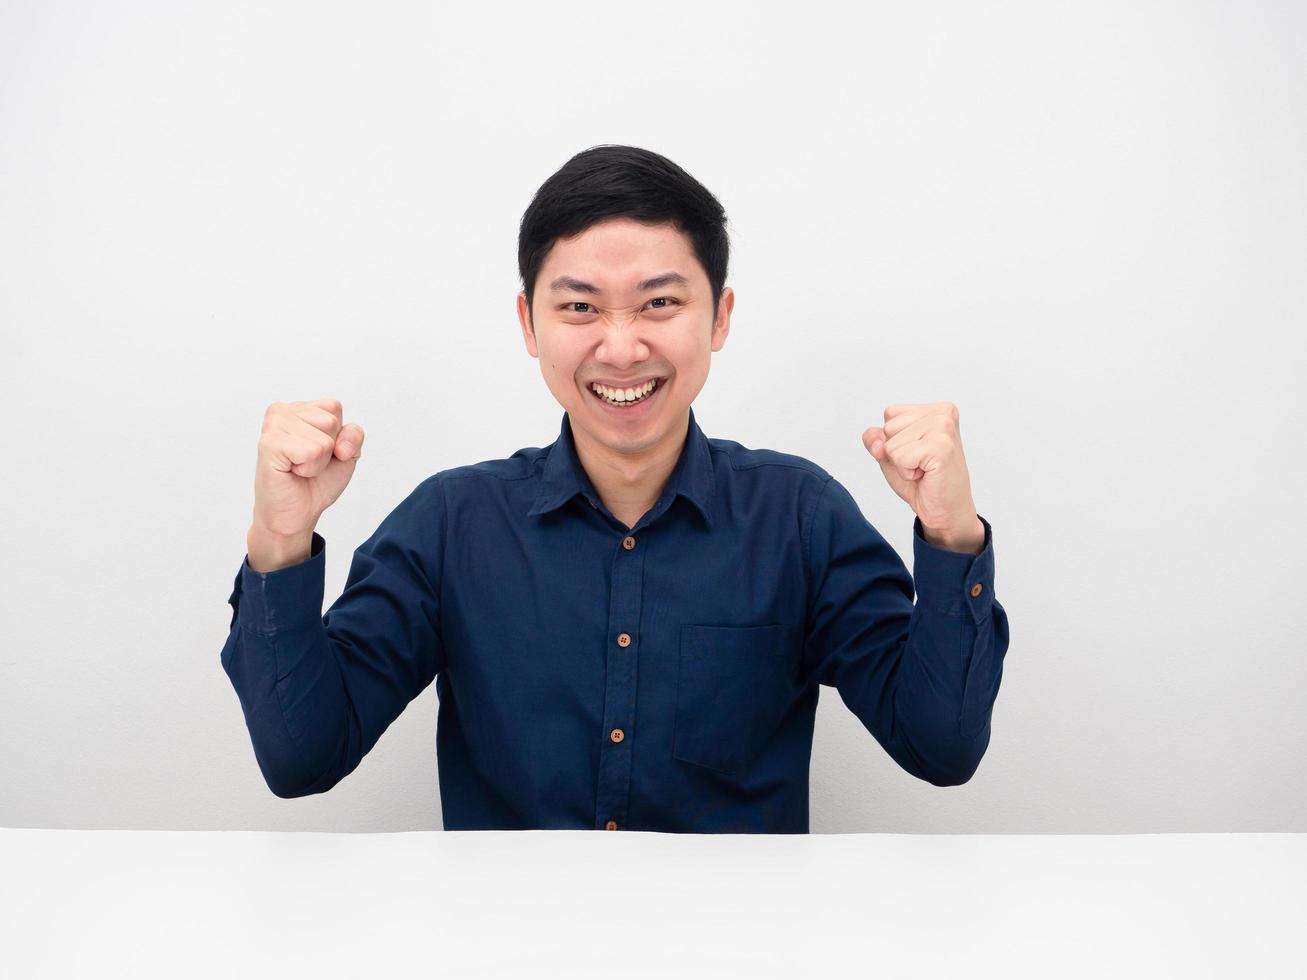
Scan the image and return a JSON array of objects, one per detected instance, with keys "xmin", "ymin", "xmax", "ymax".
[
  {"xmin": 516, "ymin": 291, "xmax": 539, "ymax": 358},
  {"xmin": 710, "ymin": 286, "xmax": 734, "ymax": 352}
]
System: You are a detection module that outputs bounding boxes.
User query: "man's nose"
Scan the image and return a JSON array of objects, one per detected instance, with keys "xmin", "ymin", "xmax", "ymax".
[{"xmin": 595, "ymin": 319, "xmax": 651, "ymax": 365}]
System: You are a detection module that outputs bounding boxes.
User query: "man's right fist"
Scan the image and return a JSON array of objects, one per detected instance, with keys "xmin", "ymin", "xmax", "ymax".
[{"xmin": 250, "ymin": 399, "xmax": 365, "ymax": 542}]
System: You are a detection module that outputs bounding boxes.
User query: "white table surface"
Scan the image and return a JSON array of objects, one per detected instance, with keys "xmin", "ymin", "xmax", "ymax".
[{"xmin": 1, "ymin": 829, "xmax": 1302, "ymax": 979}]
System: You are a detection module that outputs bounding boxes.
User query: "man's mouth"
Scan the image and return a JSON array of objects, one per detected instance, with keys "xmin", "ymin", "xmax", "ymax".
[{"xmin": 588, "ymin": 377, "xmax": 665, "ymax": 408}]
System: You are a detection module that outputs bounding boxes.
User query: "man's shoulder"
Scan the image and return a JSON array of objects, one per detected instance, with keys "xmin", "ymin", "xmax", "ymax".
[
  {"xmin": 706, "ymin": 435, "xmax": 833, "ymax": 485},
  {"xmin": 433, "ymin": 444, "xmax": 546, "ymax": 487}
]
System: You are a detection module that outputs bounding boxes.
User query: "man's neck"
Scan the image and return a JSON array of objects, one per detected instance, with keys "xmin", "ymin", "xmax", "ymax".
[{"xmin": 571, "ymin": 409, "xmax": 690, "ymax": 529}]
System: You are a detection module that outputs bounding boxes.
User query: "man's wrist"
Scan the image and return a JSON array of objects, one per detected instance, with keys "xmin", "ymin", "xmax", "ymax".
[
  {"xmin": 246, "ymin": 525, "xmax": 315, "ymax": 573},
  {"xmin": 920, "ymin": 515, "xmax": 986, "ymax": 555}
]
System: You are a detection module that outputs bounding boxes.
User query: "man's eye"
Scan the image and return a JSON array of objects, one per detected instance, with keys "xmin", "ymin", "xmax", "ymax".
[{"xmin": 563, "ymin": 298, "xmax": 680, "ymax": 314}]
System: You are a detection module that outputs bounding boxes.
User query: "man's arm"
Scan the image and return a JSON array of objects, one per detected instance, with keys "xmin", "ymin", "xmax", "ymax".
[
  {"xmin": 220, "ymin": 475, "xmax": 447, "ymax": 798},
  {"xmin": 801, "ymin": 475, "xmax": 1010, "ymax": 786}
]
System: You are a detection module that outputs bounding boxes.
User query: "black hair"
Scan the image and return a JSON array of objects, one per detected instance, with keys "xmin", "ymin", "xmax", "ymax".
[{"xmin": 517, "ymin": 144, "xmax": 730, "ymax": 323}]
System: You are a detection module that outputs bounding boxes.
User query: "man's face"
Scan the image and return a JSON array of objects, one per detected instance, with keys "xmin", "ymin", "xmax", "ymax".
[{"xmin": 516, "ymin": 216, "xmax": 733, "ymax": 458}]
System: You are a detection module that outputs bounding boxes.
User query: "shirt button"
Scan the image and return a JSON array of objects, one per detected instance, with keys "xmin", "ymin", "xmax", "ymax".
[
  {"xmin": 590, "ymin": 498, "xmax": 598, "ymax": 508},
  {"xmin": 610, "ymin": 728, "xmax": 625, "ymax": 743},
  {"xmin": 970, "ymin": 583, "xmax": 984, "ymax": 597},
  {"xmin": 605, "ymin": 820, "xmax": 618, "ymax": 830},
  {"xmin": 622, "ymin": 535, "xmax": 636, "ymax": 550},
  {"xmin": 617, "ymin": 632, "xmax": 631, "ymax": 647}
]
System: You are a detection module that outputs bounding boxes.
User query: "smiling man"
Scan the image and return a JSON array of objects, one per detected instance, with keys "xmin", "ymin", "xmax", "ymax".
[{"xmin": 221, "ymin": 144, "xmax": 1011, "ymax": 832}]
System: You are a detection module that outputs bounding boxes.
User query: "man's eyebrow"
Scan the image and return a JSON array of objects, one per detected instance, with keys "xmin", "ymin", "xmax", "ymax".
[{"xmin": 548, "ymin": 271, "xmax": 691, "ymax": 294}]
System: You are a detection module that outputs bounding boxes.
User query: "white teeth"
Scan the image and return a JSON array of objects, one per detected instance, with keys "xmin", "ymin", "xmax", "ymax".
[{"xmin": 592, "ymin": 379, "xmax": 658, "ymax": 404}]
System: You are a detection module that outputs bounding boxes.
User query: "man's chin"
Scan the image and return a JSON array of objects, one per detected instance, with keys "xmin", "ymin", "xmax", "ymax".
[{"xmin": 572, "ymin": 398, "xmax": 682, "ymax": 451}]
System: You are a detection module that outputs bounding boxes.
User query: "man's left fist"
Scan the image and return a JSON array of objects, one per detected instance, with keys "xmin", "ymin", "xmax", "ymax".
[{"xmin": 862, "ymin": 401, "xmax": 984, "ymax": 553}]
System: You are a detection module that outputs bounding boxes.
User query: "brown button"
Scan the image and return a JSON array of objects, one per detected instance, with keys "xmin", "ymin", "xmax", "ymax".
[
  {"xmin": 610, "ymin": 728, "xmax": 624, "ymax": 743},
  {"xmin": 622, "ymin": 536, "xmax": 636, "ymax": 550},
  {"xmin": 617, "ymin": 632, "xmax": 631, "ymax": 647},
  {"xmin": 605, "ymin": 820, "xmax": 618, "ymax": 830},
  {"xmin": 970, "ymin": 583, "xmax": 984, "ymax": 597}
]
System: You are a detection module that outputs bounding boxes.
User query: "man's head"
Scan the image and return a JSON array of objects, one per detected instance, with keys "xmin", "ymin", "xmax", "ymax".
[{"xmin": 516, "ymin": 144, "xmax": 734, "ymax": 458}]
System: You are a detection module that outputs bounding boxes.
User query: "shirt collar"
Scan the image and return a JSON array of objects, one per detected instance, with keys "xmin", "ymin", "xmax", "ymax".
[{"xmin": 527, "ymin": 405, "xmax": 715, "ymax": 528}]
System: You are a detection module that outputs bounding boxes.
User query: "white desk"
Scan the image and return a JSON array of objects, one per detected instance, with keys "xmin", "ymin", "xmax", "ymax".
[{"xmin": 0, "ymin": 829, "xmax": 1302, "ymax": 978}]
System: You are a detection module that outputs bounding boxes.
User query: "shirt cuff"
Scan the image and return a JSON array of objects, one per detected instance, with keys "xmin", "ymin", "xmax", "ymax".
[
  {"xmin": 912, "ymin": 514, "xmax": 995, "ymax": 623},
  {"xmin": 227, "ymin": 531, "xmax": 327, "ymax": 635}
]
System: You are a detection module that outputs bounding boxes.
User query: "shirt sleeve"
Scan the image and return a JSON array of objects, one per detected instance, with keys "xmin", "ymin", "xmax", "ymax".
[
  {"xmin": 801, "ymin": 475, "xmax": 1010, "ymax": 786},
  {"xmin": 220, "ymin": 474, "xmax": 447, "ymax": 798}
]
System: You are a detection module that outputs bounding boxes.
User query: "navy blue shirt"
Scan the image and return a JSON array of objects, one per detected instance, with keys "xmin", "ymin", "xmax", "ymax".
[{"xmin": 222, "ymin": 407, "xmax": 1009, "ymax": 832}]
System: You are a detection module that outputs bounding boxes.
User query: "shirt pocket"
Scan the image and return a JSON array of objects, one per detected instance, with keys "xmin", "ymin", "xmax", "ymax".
[{"xmin": 672, "ymin": 623, "xmax": 803, "ymax": 776}]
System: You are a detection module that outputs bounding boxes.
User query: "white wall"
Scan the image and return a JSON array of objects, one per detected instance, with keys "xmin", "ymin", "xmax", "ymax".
[{"xmin": 2, "ymin": 0, "xmax": 1303, "ymax": 832}]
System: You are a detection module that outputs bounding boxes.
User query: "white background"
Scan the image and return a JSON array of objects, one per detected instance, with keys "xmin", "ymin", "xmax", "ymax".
[{"xmin": 1, "ymin": 0, "xmax": 1303, "ymax": 832}]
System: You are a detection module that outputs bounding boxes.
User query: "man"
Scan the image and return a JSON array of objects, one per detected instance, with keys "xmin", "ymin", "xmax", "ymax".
[{"xmin": 222, "ymin": 144, "xmax": 1010, "ymax": 833}]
